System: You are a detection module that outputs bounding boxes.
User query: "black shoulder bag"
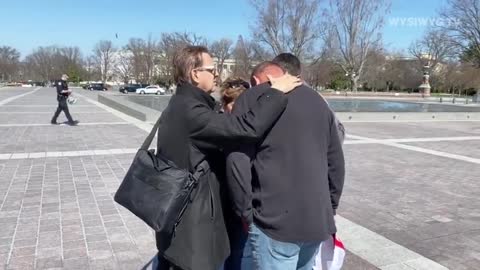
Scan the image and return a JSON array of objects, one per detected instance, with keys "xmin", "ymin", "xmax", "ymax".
[{"xmin": 114, "ymin": 117, "xmax": 209, "ymax": 234}]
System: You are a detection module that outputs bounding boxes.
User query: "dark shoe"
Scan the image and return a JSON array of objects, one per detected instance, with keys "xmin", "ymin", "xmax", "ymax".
[
  {"xmin": 67, "ymin": 120, "xmax": 79, "ymax": 126},
  {"xmin": 51, "ymin": 121, "xmax": 59, "ymax": 125}
]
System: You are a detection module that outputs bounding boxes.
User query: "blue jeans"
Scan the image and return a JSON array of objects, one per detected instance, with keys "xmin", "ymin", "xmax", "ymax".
[
  {"xmin": 248, "ymin": 224, "xmax": 320, "ymax": 270},
  {"xmin": 223, "ymin": 217, "xmax": 252, "ymax": 270}
]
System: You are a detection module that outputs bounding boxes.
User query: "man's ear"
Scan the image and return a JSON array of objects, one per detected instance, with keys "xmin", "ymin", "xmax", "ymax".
[
  {"xmin": 191, "ymin": 70, "xmax": 199, "ymax": 85},
  {"xmin": 253, "ymin": 75, "xmax": 261, "ymax": 86}
]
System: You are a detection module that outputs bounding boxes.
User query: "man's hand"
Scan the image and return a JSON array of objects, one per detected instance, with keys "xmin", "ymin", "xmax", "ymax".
[
  {"xmin": 241, "ymin": 218, "xmax": 249, "ymax": 233},
  {"xmin": 268, "ymin": 74, "xmax": 302, "ymax": 94}
]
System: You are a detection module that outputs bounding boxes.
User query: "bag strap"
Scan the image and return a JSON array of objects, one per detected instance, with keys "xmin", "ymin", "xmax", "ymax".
[
  {"xmin": 143, "ymin": 116, "xmax": 210, "ymax": 179},
  {"xmin": 192, "ymin": 160, "xmax": 210, "ymax": 181},
  {"xmin": 140, "ymin": 116, "xmax": 163, "ymax": 150}
]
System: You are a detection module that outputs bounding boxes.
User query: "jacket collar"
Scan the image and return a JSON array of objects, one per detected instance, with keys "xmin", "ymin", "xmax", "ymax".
[{"xmin": 176, "ymin": 83, "xmax": 216, "ymax": 109}]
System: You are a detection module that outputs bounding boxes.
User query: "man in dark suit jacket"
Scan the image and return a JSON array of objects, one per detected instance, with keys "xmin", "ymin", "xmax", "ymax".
[
  {"xmin": 226, "ymin": 58, "xmax": 345, "ymax": 270},
  {"xmin": 154, "ymin": 46, "xmax": 301, "ymax": 270}
]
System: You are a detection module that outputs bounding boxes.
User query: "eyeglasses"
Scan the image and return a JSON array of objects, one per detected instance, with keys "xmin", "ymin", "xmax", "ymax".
[
  {"xmin": 195, "ymin": 66, "xmax": 217, "ymax": 77},
  {"xmin": 226, "ymin": 79, "xmax": 250, "ymax": 89}
]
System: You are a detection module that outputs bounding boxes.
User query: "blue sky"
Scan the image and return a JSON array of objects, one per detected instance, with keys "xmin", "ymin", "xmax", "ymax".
[{"xmin": 1, "ymin": 0, "xmax": 447, "ymax": 58}]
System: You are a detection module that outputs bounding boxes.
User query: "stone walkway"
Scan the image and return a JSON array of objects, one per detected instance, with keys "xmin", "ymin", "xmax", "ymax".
[
  {"xmin": 0, "ymin": 88, "xmax": 156, "ymax": 270},
  {"xmin": 0, "ymin": 87, "xmax": 479, "ymax": 269},
  {"xmin": 339, "ymin": 122, "xmax": 480, "ymax": 270}
]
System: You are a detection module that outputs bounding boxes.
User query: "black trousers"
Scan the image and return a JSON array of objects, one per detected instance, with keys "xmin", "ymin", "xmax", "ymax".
[{"xmin": 52, "ymin": 96, "xmax": 74, "ymax": 123}]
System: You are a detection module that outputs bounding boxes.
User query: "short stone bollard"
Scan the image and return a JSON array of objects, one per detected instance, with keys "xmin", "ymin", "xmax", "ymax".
[{"xmin": 473, "ymin": 94, "xmax": 479, "ymax": 103}]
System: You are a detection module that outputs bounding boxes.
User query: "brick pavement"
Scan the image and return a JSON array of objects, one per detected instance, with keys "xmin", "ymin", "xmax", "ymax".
[
  {"xmin": 0, "ymin": 88, "xmax": 158, "ymax": 269},
  {"xmin": 0, "ymin": 88, "xmax": 35, "ymax": 101},
  {"xmin": 340, "ymin": 121, "xmax": 480, "ymax": 270},
  {"xmin": 0, "ymin": 125, "xmax": 151, "ymax": 153},
  {"xmin": 0, "ymin": 155, "xmax": 156, "ymax": 270},
  {"xmin": 343, "ymin": 121, "xmax": 479, "ymax": 139},
  {"xmin": 403, "ymin": 140, "xmax": 480, "ymax": 159},
  {"xmin": 1, "ymin": 87, "xmax": 479, "ymax": 269},
  {"xmin": 0, "ymin": 89, "xmax": 125, "ymax": 125}
]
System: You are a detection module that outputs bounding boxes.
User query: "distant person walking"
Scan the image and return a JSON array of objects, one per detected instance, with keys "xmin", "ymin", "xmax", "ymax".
[{"xmin": 51, "ymin": 74, "xmax": 78, "ymax": 126}]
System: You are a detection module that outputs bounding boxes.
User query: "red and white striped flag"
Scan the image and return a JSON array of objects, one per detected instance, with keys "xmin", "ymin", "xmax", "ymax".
[{"xmin": 313, "ymin": 234, "xmax": 346, "ymax": 270}]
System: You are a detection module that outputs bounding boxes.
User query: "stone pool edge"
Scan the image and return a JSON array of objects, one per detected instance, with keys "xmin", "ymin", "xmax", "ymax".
[
  {"xmin": 98, "ymin": 93, "xmax": 162, "ymax": 122},
  {"xmin": 336, "ymin": 112, "xmax": 480, "ymax": 122}
]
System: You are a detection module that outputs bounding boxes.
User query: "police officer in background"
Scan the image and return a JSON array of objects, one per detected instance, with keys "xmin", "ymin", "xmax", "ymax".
[{"xmin": 51, "ymin": 74, "xmax": 78, "ymax": 126}]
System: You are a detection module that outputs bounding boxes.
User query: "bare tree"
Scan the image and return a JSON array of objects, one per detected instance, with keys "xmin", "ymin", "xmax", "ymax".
[
  {"xmin": 55, "ymin": 47, "xmax": 85, "ymax": 82},
  {"xmin": 210, "ymin": 38, "xmax": 233, "ymax": 81},
  {"xmin": 232, "ymin": 35, "xmax": 258, "ymax": 79},
  {"xmin": 93, "ymin": 40, "xmax": 116, "ymax": 83},
  {"xmin": 461, "ymin": 44, "xmax": 480, "ymax": 67},
  {"xmin": 115, "ymin": 49, "xmax": 133, "ymax": 84},
  {"xmin": 158, "ymin": 32, "xmax": 207, "ymax": 57},
  {"xmin": 143, "ymin": 35, "xmax": 158, "ymax": 84},
  {"xmin": 58, "ymin": 47, "xmax": 82, "ymax": 67},
  {"xmin": 456, "ymin": 64, "xmax": 480, "ymax": 95},
  {"xmin": 439, "ymin": 0, "xmax": 480, "ymax": 67},
  {"xmin": 169, "ymin": 32, "xmax": 207, "ymax": 47},
  {"xmin": 22, "ymin": 46, "xmax": 89, "ymax": 82},
  {"xmin": 409, "ymin": 29, "xmax": 456, "ymax": 71},
  {"xmin": 84, "ymin": 55, "xmax": 98, "ymax": 81},
  {"xmin": 305, "ymin": 30, "xmax": 344, "ymax": 82},
  {"xmin": 126, "ymin": 38, "xmax": 147, "ymax": 83},
  {"xmin": 125, "ymin": 36, "xmax": 160, "ymax": 84},
  {"xmin": 383, "ymin": 57, "xmax": 421, "ymax": 91},
  {"xmin": 157, "ymin": 32, "xmax": 207, "ymax": 85},
  {"xmin": 324, "ymin": 0, "xmax": 391, "ymax": 92},
  {"xmin": 304, "ymin": 59, "xmax": 339, "ymax": 89},
  {"xmin": 250, "ymin": 0, "xmax": 321, "ymax": 59},
  {"xmin": 362, "ymin": 47, "xmax": 388, "ymax": 91},
  {"xmin": 0, "ymin": 46, "xmax": 21, "ymax": 81},
  {"xmin": 24, "ymin": 46, "xmax": 57, "ymax": 81},
  {"xmin": 250, "ymin": 41, "xmax": 274, "ymax": 61},
  {"xmin": 435, "ymin": 61, "xmax": 480, "ymax": 95}
]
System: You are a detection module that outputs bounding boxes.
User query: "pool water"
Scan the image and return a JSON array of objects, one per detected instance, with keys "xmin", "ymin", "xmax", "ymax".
[
  {"xmin": 122, "ymin": 95, "xmax": 480, "ymax": 113},
  {"xmin": 327, "ymin": 100, "xmax": 480, "ymax": 112}
]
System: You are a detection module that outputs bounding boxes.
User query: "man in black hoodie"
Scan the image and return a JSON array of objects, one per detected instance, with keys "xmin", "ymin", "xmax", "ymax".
[
  {"xmin": 273, "ymin": 53, "xmax": 345, "ymax": 143},
  {"xmin": 226, "ymin": 57, "xmax": 345, "ymax": 270}
]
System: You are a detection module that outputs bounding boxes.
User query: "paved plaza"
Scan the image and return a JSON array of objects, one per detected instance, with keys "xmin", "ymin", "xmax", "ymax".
[{"xmin": 0, "ymin": 87, "xmax": 479, "ymax": 269}]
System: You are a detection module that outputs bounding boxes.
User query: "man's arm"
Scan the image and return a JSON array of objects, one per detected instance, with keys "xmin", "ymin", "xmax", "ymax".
[
  {"xmin": 225, "ymin": 148, "xmax": 255, "ymax": 222},
  {"xmin": 56, "ymin": 81, "xmax": 62, "ymax": 95},
  {"xmin": 56, "ymin": 81, "xmax": 69, "ymax": 95},
  {"xmin": 62, "ymin": 81, "xmax": 70, "ymax": 94},
  {"xmin": 334, "ymin": 116, "xmax": 346, "ymax": 144},
  {"xmin": 224, "ymin": 90, "xmax": 255, "ymax": 221},
  {"xmin": 327, "ymin": 111, "xmax": 345, "ymax": 214},
  {"xmin": 318, "ymin": 92, "xmax": 345, "ymax": 144},
  {"xmin": 188, "ymin": 87, "xmax": 286, "ymax": 150}
]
